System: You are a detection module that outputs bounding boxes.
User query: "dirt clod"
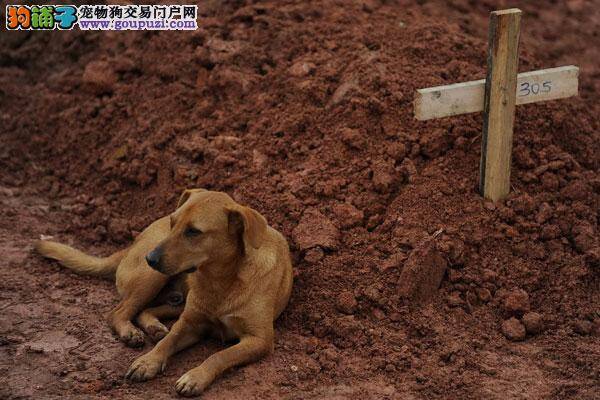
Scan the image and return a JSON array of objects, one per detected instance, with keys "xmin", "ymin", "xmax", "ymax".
[
  {"xmin": 336, "ymin": 291, "xmax": 358, "ymax": 315},
  {"xmin": 292, "ymin": 208, "xmax": 340, "ymax": 251},
  {"xmin": 331, "ymin": 203, "xmax": 364, "ymax": 229},
  {"xmin": 398, "ymin": 239, "xmax": 447, "ymax": 304},
  {"xmin": 501, "ymin": 318, "xmax": 527, "ymax": 342},
  {"xmin": 502, "ymin": 289, "xmax": 530, "ymax": 317},
  {"xmin": 522, "ymin": 312, "xmax": 544, "ymax": 335}
]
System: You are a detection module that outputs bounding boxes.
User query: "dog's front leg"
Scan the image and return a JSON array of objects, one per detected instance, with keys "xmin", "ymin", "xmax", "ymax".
[
  {"xmin": 175, "ymin": 334, "xmax": 272, "ymax": 396},
  {"xmin": 126, "ymin": 314, "xmax": 207, "ymax": 382}
]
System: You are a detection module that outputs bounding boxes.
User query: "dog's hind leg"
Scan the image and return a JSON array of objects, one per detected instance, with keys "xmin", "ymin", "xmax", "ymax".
[
  {"xmin": 136, "ymin": 304, "xmax": 184, "ymax": 342},
  {"xmin": 108, "ymin": 268, "xmax": 169, "ymax": 348}
]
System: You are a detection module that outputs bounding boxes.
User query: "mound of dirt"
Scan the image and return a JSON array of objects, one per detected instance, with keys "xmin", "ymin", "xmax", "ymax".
[{"xmin": 1, "ymin": 1, "xmax": 598, "ymax": 399}]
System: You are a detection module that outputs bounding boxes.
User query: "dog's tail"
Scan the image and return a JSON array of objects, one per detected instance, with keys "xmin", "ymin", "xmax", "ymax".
[{"xmin": 34, "ymin": 240, "xmax": 126, "ymax": 279}]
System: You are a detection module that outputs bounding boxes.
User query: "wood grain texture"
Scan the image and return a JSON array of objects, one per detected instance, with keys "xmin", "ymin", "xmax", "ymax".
[
  {"xmin": 414, "ymin": 66, "xmax": 579, "ymax": 121},
  {"xmin": 479, "ymin": 8, "xmax": 522, "ymax": 202}
]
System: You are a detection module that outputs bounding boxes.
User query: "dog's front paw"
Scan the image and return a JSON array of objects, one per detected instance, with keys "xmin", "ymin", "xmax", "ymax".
[
  {"xmin": 121, "ymin": 327, "xmax": 145, "ymax": 348},
  {"xmin": 175, "ymin": 368, "xmax": 212, "ymax": 397},
  {"xmin": 145, "ymin": 322, "xmax": 169, "ymax": 342},
  {"xmin": 126, "ymin": 353, "xmax": 166, "ymax": 382}
]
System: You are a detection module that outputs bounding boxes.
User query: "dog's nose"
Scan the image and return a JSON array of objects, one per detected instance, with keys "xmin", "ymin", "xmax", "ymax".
[{"xmin": 145, "ymin": 247, "xmax": 163, "ymax": 271}]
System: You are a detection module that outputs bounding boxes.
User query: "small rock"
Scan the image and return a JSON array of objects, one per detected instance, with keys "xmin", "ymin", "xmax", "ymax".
[
  {"xmin": 501, "ymin": 317, "xmax": 526, "ymax": 341},
  {"xmin": 573, "ymin": 320, "xmax": 593, "ymax": 335},
  {"xmin": 293, "ymin": 209, "xmax": 340, "ymax": 251},
  {"xmin": 336, "ymin": 291, "xmax": 357, "ymax": 315},
  {"xmin": 289, "ymin": 61, "xmax": 316, "ymax": 77},
  {"xmin": 330, "ymin": 79, "xmax": 359, "ymax": 105},
  {"xmin": 522, "ymin": 312, "xmax": 544, "ymax": 335},
  {"xmin": 502, "ymin": 289, "xmax": 530, "ymax": 316}
]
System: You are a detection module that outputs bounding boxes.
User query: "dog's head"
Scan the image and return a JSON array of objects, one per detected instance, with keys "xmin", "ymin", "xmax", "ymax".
[{"xmin": 145, "ymin": 189, "xmax": 268, "ymax": 276}]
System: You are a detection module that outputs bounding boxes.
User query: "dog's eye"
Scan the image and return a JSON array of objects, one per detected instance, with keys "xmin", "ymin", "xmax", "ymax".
[{"xmin": 184, "ymin": 227, "xmax": 202, "ymax": 237}]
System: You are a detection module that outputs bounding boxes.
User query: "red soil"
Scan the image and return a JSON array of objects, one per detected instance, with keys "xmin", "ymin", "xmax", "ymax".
[{"xmin": 1, "ymin": 0, "xmax": 598, "ymax": 399}]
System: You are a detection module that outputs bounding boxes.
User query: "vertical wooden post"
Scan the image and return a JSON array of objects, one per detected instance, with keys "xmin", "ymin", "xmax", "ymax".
[{"xmin": 479, "ymin": 9, "xmax": 522, "ymax": 201}]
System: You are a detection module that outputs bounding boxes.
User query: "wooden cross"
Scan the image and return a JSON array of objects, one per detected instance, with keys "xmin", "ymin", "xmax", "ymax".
[{"xmin": 414, "ymin": 9, "xmax": 579, "ymax": 202}]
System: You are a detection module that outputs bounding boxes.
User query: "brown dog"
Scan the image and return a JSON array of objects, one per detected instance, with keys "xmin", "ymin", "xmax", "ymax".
[{"xmin": 35, "ymin": 189, "xmax": 293, "ymax": 396}]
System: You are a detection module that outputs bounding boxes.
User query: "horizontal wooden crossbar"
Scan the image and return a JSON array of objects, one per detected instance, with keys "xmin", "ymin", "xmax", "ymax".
[{"xmin": 414, "ymin": 65, "xmax": 579, "ymax": 121}]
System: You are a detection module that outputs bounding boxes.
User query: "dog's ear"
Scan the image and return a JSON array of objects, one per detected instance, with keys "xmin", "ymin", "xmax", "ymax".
[
  {"xmin": 177, "ymin": 188, "xmax": 206, "ymax": 209},
  {"xmin": 227, "ymin": 205, "xmax": 268, "ymax": 250}
]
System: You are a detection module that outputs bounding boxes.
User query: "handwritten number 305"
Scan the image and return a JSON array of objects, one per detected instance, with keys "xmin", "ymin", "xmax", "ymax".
[{"xmin": 519, "ymin": 81, "xmax": 551, "ymax": 97}]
